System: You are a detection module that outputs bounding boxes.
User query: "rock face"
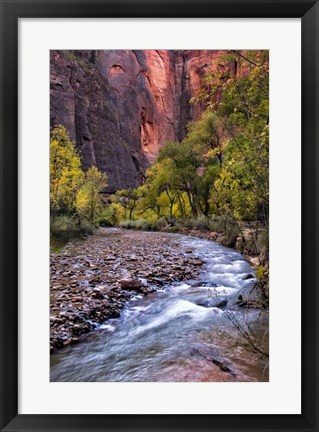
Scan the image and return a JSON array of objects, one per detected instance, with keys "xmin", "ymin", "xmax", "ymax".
[{"xmin": 50, "ymin": 50, "xmax": 234, "ymax": 192}]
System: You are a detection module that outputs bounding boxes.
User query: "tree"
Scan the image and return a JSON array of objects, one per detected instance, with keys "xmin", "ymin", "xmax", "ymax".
[
  {"xmin": 113, "ymin": 189, "xmax": 134, "ymax": 220},
  {"xmin": 198, "ymin": 50, "xmax": 269, "ymax": 227},
  {"xmin": 50, "ymin": 125, "xmax": 84, "ymax": 216},
  {"xmin": 185, "ymin": 111, "xmax": 224, "ymax": 166},
  {"xmin": 157, "ymin": 141, "xmax": 203, "ymax": 218},
  {"xmin": 75, "ymin": 166, "xmax": 108, "ymax": 225},
  {"xmin": 141, "ymin": 159, "xmax": 179, "ymax": 219}
]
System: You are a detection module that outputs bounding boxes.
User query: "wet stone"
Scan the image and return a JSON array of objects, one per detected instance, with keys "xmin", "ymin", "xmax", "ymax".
[
  {"xmin": 119, "ymin": 278, "xmax": 142, "ymax": 290},
  {"xmin": 243, "ymin": 273, "xmax": 255, "ymax": 280}
]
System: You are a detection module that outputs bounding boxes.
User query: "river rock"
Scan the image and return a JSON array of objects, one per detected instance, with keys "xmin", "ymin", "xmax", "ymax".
[
  {"xmin": 191, "ymin": 281, "xmax": 217, "ymax": 288},
  {"xmin": 63, "ymin": 337, "xmax": 72, "ymax": 346},
  {"xmin": 243, "ymin": 273, "xmax": 255, "ymax": 280},
  {"xmin": 91, "ymin": 289, "xmax": 104, "ymax": 299},
  {"xmin": 195, "ymin": 298, "xmax": 228, "ymax": 309},
  {"xmin": 119, "ymin": 278, "xmax": 142, "ymax": 290}
]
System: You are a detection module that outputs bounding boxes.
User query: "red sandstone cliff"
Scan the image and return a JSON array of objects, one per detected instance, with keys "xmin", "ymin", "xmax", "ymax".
[{"xmin": 50, "ymin": 50, "xmax": 235, "ymax": 192}]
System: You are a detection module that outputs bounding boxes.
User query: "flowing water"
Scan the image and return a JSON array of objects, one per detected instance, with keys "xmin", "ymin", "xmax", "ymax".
[{"xmin": 50, "ymin": 233, "xmax": 268, "ymax": 382}]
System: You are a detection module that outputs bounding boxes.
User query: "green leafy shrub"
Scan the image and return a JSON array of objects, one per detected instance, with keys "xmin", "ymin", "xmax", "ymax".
[
  {"xmin": 244, "ymin": 239, "xmax": 259, "ymax": 256},
  {"xmin": 182, "ymin": 218, "xmax": 195, "ymax": 229},
  {"xmin": 192, "ymin": 215, "xmax": 210, "ymax": 231},
  {"xmin": 119, "ymin": 220, "xmax": 132, "ymax": 229},
  {"xmin": 178, "ymin": 216, "xmax": 210, "ymax": 231},
  {"xmin": 209, "ymin": 216, "xmax": 229, "ymax": 233},
  {"xmin": 134, "ymin": 219, "xmax": 151, "ymax": 231},
  {"xmin": 50, "ymin": 216, "xmax": 94, "ymax": 245},
  {"xmin": 119, "ymin": 219, "xmax": 151, "ymax": 231},
  {"xmin": 152, "ymin": 216, "xmax": 168, "ymax": 231},
  {"xmin": 222, "ymin": 224, "xmax": 240, "ymax": 248},
  {"xmin": 164, "ymin": 226, "xmax": 179, "ymax": 233},
  {"xmin": 79, "ymin": 219, "xmax": 94, "ymax": 235},
  {"xmin": 98, "ymin": 206, "xmax": 116, "ymax": 227}
]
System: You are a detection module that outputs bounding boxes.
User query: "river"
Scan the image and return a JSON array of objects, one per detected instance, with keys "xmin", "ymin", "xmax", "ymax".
[{"xmin": 50, "ymin": 230, "xmax": 268, "ymax": 382}]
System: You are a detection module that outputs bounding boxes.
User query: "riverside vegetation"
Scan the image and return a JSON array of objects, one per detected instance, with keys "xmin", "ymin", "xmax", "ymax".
[{"xmin": 50, "ymin": 51, "xmax": 269, "ymax": 374}]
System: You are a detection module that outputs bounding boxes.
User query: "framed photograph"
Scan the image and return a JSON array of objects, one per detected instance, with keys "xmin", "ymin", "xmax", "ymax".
[{"xmin": 0, "ymin": 0, "xmax": 318, "ymax": 431}]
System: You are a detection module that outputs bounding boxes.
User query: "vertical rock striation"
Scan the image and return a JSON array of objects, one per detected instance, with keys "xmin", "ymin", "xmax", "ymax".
[{"xmin": 50, "ymin": 49, "xmax": 230, "ymax": 192}]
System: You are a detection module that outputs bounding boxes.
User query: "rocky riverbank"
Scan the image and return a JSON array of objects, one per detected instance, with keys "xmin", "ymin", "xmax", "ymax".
[{"xmin": 50, "ymin": 228, "xmax": 204, "ymax": 353}]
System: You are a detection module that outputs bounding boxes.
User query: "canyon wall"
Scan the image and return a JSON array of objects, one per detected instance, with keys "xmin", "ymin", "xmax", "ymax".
[{"xmin": 50, "ymin": 50, "xmax": 234, "ymax": 192}]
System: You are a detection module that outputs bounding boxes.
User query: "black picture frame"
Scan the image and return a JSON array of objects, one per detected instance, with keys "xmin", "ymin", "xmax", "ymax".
[{"xmin": 0, "ymin": 1, "xmax": 318, "ymax": 431}]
